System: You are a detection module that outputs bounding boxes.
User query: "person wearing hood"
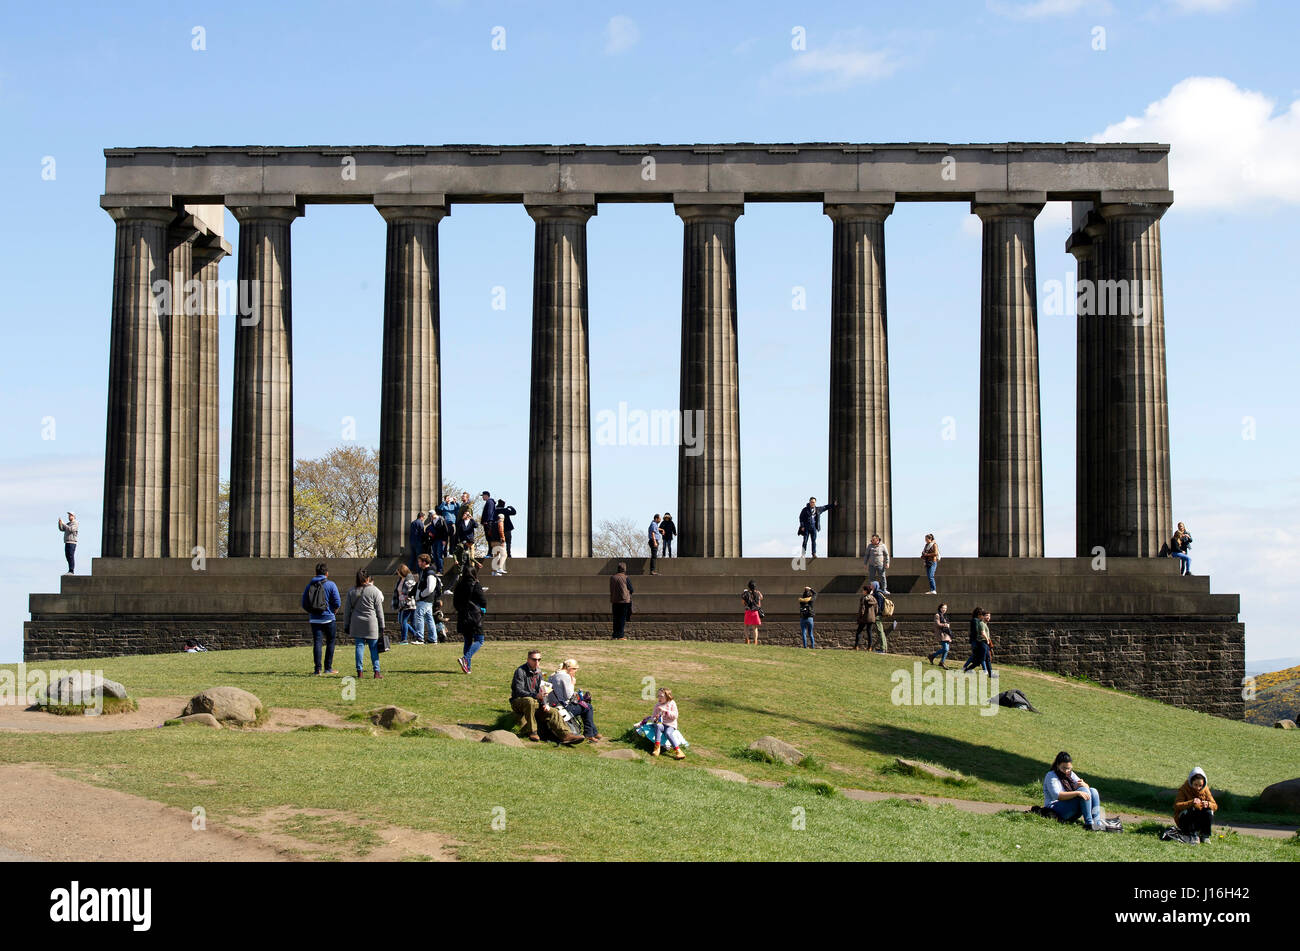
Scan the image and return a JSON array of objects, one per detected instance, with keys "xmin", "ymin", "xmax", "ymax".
[{"xmin": 1174, "ymin": 767, "xmax": 1218, "ymax": 843}]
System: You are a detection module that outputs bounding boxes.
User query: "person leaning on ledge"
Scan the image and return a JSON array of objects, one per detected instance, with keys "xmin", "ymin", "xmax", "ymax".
[{"xmin": 510, "ymin": 649, "xmax": 583, "ymax": 745}]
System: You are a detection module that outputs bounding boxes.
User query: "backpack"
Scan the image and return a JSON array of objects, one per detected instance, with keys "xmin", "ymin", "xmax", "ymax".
[
  {"xmin": 881, "ymin": 597, "xmax": 895, "ymax": 618},
  {"xmin": 305, "ymin": 579, "xmax": 329, "ymax": 614},
  {"xmin": 1160, "ymin": 826, "xmax": 1196, "ymax": 844}
]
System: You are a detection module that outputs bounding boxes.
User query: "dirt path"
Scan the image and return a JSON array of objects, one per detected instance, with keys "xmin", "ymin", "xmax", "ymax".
[{"xmin": 0, "ymin": 698, "xmax": 356, "ymax": 734}]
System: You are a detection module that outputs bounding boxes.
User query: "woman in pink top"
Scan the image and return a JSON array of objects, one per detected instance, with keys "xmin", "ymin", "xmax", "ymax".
[{"xmin": 640, "ymin": 687, "xmax": 687, "ymax": 759}]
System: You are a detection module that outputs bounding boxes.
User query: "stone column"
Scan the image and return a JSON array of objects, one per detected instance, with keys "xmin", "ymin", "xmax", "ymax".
[
  {"xmin": 974, "ymin": 196, "xmax": 1045, "ymax": 557},
  {"xmin": 526, "ymin": 196, "xmax": 595, "ymax": 557},
  {"xmin": 101, "ymin": 204, "xmax": 176, "ymax": 558},
  {"xmin": 676, "ymin": 198, "xmax": 744, "ymax": 558},
  {"xmin": 376, "ymin": 202, "xmax": 448, "ymax": 559},
  {"xmin": 192, "ymin": 236, "xmax": 228, "ymax": 557},
  {"xmin": 1097, "ymin": 197, "xmax": 1173, "ymax": 556},
  {"xmin": 824, "ymin": 197, "xmax": 893, "ymax": 556},
  {"xmin": 228, "ymin": 204, "xmax": 301, "ymax": 558},
  {"xmin": 164, "ymin": 219, "xmax": 200, "ymax": 558},
  {"xmin": 1067, "ymin": 206, "xmax": 1108, "ymax": 558}
]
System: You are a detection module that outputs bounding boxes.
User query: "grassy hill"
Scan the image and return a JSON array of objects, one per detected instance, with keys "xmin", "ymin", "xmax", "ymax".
[
  {"xmin": 2, "ymin": 642, "xmax": 1297, "ymax": 861},
  {"xmin": 1246, "ymin": 664, "xmax": 1300, "ymax": 727}
]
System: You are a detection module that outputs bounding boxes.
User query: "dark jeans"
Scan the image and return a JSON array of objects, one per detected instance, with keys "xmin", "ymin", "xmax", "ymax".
[
  {"xmin": 663, "ymin": 537, "xmax": 673, "ymax": 557},
  {"xmin": 962, "ymin": 642, "xmax": 985, "ymax": 672},
  {"xmin": 65, "ymin": 543, "xmax": 76, "ymax": 573},
  {"xmin": 648, "ymin": 544, "xmax": 658, "ymax": 572},
  {"xmin": 311, "ymin": 621, "xmax": 337, "ymax": 673},
  {"xmin": 567, "ymin": 698, "xmax": 599, "ymax": 737},
  {"xmin": 432, "ymin": 538, "xmax": 446, "ymax": 572},
  {"xmin": 611, "ymin": 603, "xmax": 632, "ymax": 638},
  {"xmin": 854, "ymin": 620, "xmax": 869, "ymax": 648},
  {"xmin": 463, "ymin": 633, "xmax": 484, "ymax": 670},
  {"xmin": 801, "ymin": 529, "xmax": 818, "ymax": 556},
  {"xmin": 505, "ymin": 532, "xmax": 513, "ymax": 557},
  {"xmin": 1177, "ymin": 809, "xmax": 1214, "ymax": 838}
]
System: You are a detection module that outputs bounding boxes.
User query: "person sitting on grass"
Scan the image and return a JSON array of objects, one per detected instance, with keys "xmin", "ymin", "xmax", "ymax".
[
  {"xmin": 1042, "ymin": 751, "xmax": 1106, "ymax": 831},
  {"xmin": 636, "ymin": 687, "xmax": 687, "ymax": 760},
  {"xmin": 1173, "ymin": 766, "xmax": 1218, "ymax": 844},
  {"xmin": 509, "ymin": 649, "xmax": 583, "ymax": 745},
  {"xmin": 549, "ymin": 659, "xmax": 603, "ymax": 742}
]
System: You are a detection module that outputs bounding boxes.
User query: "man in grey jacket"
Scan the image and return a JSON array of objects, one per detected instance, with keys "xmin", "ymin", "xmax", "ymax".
[
  {"xmin": 58, "ymin": 512, "xmax": 78, "ymax": 574},
  {"xmin": 865, "ymin": 534, "xmax": 891, "ymax": 594}
]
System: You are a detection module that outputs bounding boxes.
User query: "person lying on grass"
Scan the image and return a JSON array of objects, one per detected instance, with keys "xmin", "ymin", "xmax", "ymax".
[
  {"xmin": 635, "ymin": 687, "xmax": 688, "ymax": 760},
  {"xmin": 1173, "ymin": 767, "xmax": 1218, "ymax": 844},
  {"xmin": 1042, "ymin": 751, "xmax": 1108, "ymax": 831}
]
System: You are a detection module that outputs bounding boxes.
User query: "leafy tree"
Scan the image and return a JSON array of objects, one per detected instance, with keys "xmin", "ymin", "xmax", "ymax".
[{"xmin": 293, "ymin": 446, "xmax": 380, "ymax": 558}]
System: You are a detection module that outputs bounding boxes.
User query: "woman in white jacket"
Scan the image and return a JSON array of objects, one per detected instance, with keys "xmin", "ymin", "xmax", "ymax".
[{"xmin": 344, "ymin": 569, "xmax": 387, "ymax": 679}]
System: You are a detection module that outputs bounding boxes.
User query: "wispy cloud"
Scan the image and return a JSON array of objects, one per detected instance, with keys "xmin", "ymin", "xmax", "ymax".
[
  {"xmin": 771, "ymin": 29, "xmax": 901, "ymax": 92},
  {"xmin": 604, "ymin": 15, "xmax": 640, "ymax": 55},
  {"xmin": 987, "ymin": 0, "xmax": 1112, "ymax": 18}
]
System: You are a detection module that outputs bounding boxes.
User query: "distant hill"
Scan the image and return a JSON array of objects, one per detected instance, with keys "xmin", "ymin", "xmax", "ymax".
[
  {"xmin": 1245, "ymin": 664, "xmax": 1300, "ymax": 726},
  {"xmin": 1245, "ymin": 657, "xmax": 1300, "ymax": 677}
]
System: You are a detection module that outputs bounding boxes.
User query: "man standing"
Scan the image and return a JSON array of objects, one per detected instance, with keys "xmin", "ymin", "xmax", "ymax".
[
  {"xmin": 496, "ymin": 499, "xmax": 518, "ymax": 557},
  {"xmin": 301, "ymin": 563, "xmax": 342, "ymax": 675},
  {"xmin": 798, "ymin": 497, "xmax": 837, "ymax": 558},
  {"xmin": 489, "ymin": 514, "xmax": 509, "ymax": 576},
  {"xmin": 647, "ymin": 514, "xmax": 662, "ymax": 575},
  {"xmin": 609, "ymin": 562, "xmax": 634, "ymax": 639},
  {"xmin": 413, "ymin": 553, "xmax": 441, "ymax": 644},
  {"xmin": 426, "ymin": 507, "xmax": 449, "ymax": 573},
  {"xmin": 510, "ymin": 650, "xmax": 582, "ymax": 744},
  {"xmin": 436, "ymin": 495, "xmax": 458, "ymax": 528},
  {"xmin": 660, "ymin": 512, "xmax": 676, "ymax": 557},
  {"xmin": 865, "ymin": 533, "xmax": 891, "ymax": 593},
  {"xmin": 57, "ymin": 511, "xmax": 78, "ymax": 575},
  {"xmin": 480, "ymin": 492, "xmax": 497, "ymax": 558},
  {"xmin": 407, "ymin": 512, "xmax": 426, "ymax": 572}
]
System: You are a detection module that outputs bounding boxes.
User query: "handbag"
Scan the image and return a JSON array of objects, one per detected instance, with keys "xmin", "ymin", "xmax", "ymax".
[{"xmin": 377, "ymin": 632, "xmax": 391, "ymax": 653}]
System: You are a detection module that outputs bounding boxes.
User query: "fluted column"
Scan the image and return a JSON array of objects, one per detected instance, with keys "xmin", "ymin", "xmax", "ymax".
[
  {"xmin": 229, "ymin": 205, "xmax": 301, "ymax": 558},
  {"xmin": 102, "ymin": 205, "xmax": 177, "ymax": 557},
  {"xmin": 1068, "ymin": 207, "xmax": 1108, "ymax": 557},
  {"xmin": 825, "ymin": 199, "xmax": 893, "ymax": 556},
  {"xmin": 1098, "ymin": 199, "xmax": 1173, "ymax": 556},
  {"xmin": 676, "ymin": 199, "xmax": 743, "ymax": 557},
  {"xmin": 376, "ymin": 203, "xmax": 448, "ymax": 558},
  {"xmin": 164, "ymin": 220, "xmax": 200, "ymax": 557},
  {"xmin": 192, "ymin": 237, "xmax": 228, "ymax": 556},
  {"xmin": 974, "ymin": 197, "xmax": 1045, "ymax": 557},
  {"xmin": 526, "ymin": 197, "xmax": 595, "ymax": 557}
]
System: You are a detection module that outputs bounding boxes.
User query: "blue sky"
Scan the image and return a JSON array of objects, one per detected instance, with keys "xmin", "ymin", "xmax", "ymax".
[{"xmin": 1, "ymin": 0, "xmax": 1296, "ymax": 664}]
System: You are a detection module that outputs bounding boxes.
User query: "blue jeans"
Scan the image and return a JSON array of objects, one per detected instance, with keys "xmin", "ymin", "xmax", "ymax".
[
  {"xmin": 311, "ymin": 621, "xmax": 337, "ymax": 673},
  {"xmin": 398, "ymin": 609, "xmax": 415, "ymax": 643},
  {"xmin": 925, "ymin": 561, "xmax": 937, "ymax": 592},
  {"xmin": 413, "ymin": 601, "xmax": 435, "ymax": 643},
  {"xmin": 1172, "ymin": 551, "xmax": 1191, "ymax": 575},
  {"xmin": 462, "ymin": 633, "xmax": 484, "ymax": 670},
  {"xmin": 868, "ymin": 565, "xmax": 888, "ymax": 592},
  {"xmin": 930, "ymin": 641, "xmax": 950, "ymax": 663},
  {"xmin": 800, "ymin": 616, "xmax": 815, "ymax": 648},
  {"xmin": 801, "ymin": 529, "xmax": 818, "ymax": 556},
  {"xmin": 354, "ymin": 637, "xmax": 380, "ymax": 673},
  {"xmin": 65, "ymin": 543, "xmax": 76, "ymax": 573},
  {"xmin": 1050, "ymin": 787, "xmax": 1101, "ymax": 826},
  {"xmin": 432, "ymin": 539, "xmax": 446, "ymax": 572}
]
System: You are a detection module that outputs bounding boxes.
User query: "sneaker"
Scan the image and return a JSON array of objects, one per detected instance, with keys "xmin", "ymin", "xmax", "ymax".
[
  {"xmin": 527, "ymin": 733, "xmax": 541, "ymax": 742},
  {"xmin": 652, "ymin": 743, "xmax": 661, "ymax": 757},
  {"xmin": 673, "ymin": 748, "xmax": 686, "ymax": 760},
  {"xmin": 312, "ymin": 670, "xmax": 321, "ymax": 676},
  {"xmin": 559, "ymin": 733, "xmax": 584, "ymax": 745},
  {"xmin": 457, "ymin": 656, "xmax": 469, "ymax": 674},
  {"xmin": 324, "ymin": 669, "xmax": 338, "ymax": 675}
]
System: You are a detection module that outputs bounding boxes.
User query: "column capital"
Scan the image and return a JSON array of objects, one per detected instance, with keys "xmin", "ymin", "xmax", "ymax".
[
  {"xmin": 168, "ymin": 214, "xmax": 204, "ymax": 249},
  {"xmin": 192, "ymin": 235, "xmax": 233, "ymax": 266},
  {"xmin": 823, "ymin": 198, "xmax": 894, "ymax": 222},
  {"xmin": 229, "ymin": 203, "xmax": 303, "ymax": 224},
  {"xmin": 376, "ymin": 203, "xmax": 450, "ymax": 224},
  {"xmin": 674, "ymin": 195, "xmax": 744, "ymax": 224},
  {"xmin": 971, "ymin": 193, "xmax": 1045, "ymax": 221},
  {"xmin": 524, "ymin": 193, "xmax": 596, "ymax": 222},
  {"xmin": 1097, "ymin": 191, "xmax": 1172, "ymax": 221},
  {"xmin": 103, "ymin": 204, "xmax": 177, "ymax": 225}
]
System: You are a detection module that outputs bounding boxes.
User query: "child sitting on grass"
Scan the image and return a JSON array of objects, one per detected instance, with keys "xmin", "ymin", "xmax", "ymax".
[
  {"xmin": 637, "ymin": 687, "xmax": 688, "ymax": 760},
  {"xmin": 434, "ymin": 600, "xmax": 448, "ymax": 642}
]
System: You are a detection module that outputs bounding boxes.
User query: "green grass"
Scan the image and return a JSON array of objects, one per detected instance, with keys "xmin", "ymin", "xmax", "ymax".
[
  {"xmin": 1, "ymin": 642, "xmax": 1296, "ymax": 861},
  {"xmin": 34, "ymin": 696, "xmax": 138, "ymax": 716}
]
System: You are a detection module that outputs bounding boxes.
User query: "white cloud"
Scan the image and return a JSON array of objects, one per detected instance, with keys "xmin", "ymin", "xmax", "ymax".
[
  {"xmin": 604, "ymin": 15, "xmax": 639, "ymax": 55},
  {"xmin": 771, "ymin": 30, "xmax": 900, "ymax": 91},
  {"xmin": 1092, "ymin": 77, "xmax": 1300, "ymax": 210},
  {"xmin": 987, "ymin": 0, "xmax": 1112, "ymax": 18},
  {"xmin": 1168, "ymin": 0, "xmax": 1243, "ymax": 11}
]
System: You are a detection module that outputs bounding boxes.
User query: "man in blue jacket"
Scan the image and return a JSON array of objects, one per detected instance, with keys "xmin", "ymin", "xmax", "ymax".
[
  {"xmin": 798, "ymin": 497, "xmax": 837, "ymax": 558},
  {"xmin": 480, "ymin": 492, "xmax": 496, "ymax": 556},
  {"xmin": 301, "ymin": 563, "xmax": 342, "ymax": 675},
  {"xmin": 407, "ymin": 512, "xmax": 426, "ymax": 571}
]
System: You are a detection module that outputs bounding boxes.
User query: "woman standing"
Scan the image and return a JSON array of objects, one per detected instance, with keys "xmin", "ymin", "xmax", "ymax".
[
  {"xmin": 798, "ymin": 586, "xmax": 817, "ymax": 649},
  {"xmin": 741, "ymin": 580, "xmax": 763, "ymax": 644},
  {"xmin": 921, "ymin": 533, "xmax": 940, "ymax": 594},
  {"xmin": 927, "ymin": 603, "xmax": 952, "ymax": 667},
  {"xmin": 392, "ymin": 564, "xmax": 417, "ymax": 644},
  {"xmin": 853, "ymin": 583, "xmax": 876, "ymax": 650},
  {"xmin": 1170, "ymin": 522, "xmax": 1193, "ymax": 576},
  {"xmin": 454, "ymin": 564, "xmax": 488, "ymax": 674},
  {"xmin": 962, "ymin": 606, "xmax": 987, "ymax": 674},
  {"xmin": 344, "ymin": 569, "xmax": 386, "ymax": 679},
  {"xmin": 869, "ymin": 580, "xmax": 889, "ymax": 653}
]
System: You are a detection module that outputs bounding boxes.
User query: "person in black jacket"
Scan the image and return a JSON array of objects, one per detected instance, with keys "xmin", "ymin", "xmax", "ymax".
[
  {"xmin": 453, "ymin": 564, "xmax": 488, "ymax": 673},
  {"xmin": 496, "ymin": 499, "xmax": 517, "ymax": 556},
  {"xmin": 798, "ymin": 497, "xmax": 837, "ymax": 558},
  {"xmin": 510, "ymin": 649, "xmax": 582, "ymax": 744},
  {"xmin": 660, "ymin": 512, "xmax": 677, "ymax": 557}
]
